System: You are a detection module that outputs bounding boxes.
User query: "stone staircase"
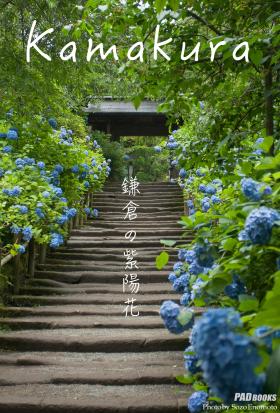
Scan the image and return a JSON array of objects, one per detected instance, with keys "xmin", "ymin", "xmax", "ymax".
[{"xmin": 0, "ymin": 182, "xmax": 193, "ymax": 412}]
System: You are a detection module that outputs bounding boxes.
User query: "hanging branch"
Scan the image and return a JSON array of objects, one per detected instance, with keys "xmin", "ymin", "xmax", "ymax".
[{"xmin": 187, "ymin": 9, "xmax": 223, "ymax": 36}]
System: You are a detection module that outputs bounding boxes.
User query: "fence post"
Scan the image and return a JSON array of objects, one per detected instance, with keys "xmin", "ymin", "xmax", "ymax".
[
  {"xmin": 13, "ymin": 253, "xmax": 21, "ymax": 294},
  {"xmin": 27, "ymin": 238, "xmax": 36, "ymax": 278},
  {"xmin": 39, "ymin": 244, "xmax": 47, "ymax": 265}
]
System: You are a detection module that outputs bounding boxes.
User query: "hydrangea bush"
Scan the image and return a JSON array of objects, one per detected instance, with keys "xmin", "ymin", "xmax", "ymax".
[
  {"xmin": 156, "ymin": 130, "xmax": 280, "ymax": 410},
  {"xmin": 0, "ymin": 115, "xmax": 109, "ymax": 256}
]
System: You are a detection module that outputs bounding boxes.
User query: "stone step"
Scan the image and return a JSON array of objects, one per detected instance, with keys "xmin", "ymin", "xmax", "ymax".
[
  {"xmin": 97, "ymin": 206, "xmax": 183, "ymax": 213},
  {"xmin": 40, "ymin": 261, "xmax": 175, "ymax": 269},
  {"xmin": 0, "ymin": 315, "xmax": 166, "ymax": 330},
  {"xmin": 0, "ymin": 384, "xmax": 189, "ymax": 413},
  {"xmin": 46, "ymin": 252, "xmax": 178, "ymax": 261},
  {"xmin": 0, "ymin": 351, "xmax": 184, "ymax": 385},
  {"xmin": 0, "ymin": 328, "xmax": 189, "ymax": 352},
  {"xmin": 64, "ymin": 239, "xmax": 189, "ymax": 248},
  {"xmin": 33, "ymin": 270, "xmax": 172, "ymax": 284},
  {"xmin": 70, "ymin": 229, "xmax": 184, "ymax": 237},
  {"xmin": 0, "ymin": 306, "xmax": 204, "ymax": 318},
  {"xmin": 36, "ymin": 263, "xmax": 174, "ymax": 272},
  {"xmin": 20, "ymin": 282, "xmax": 174, "ymax": 296},
  {"xmin": 85, "ymin": 222, "xmax": 183, "ymax": 229},
  {"xmin": 10, "ymin": 293, "xmax": 179, "ymax": 306},
  {"xmin": 0, "ymin": 304, "xmax": 162, "ymax": 317}
]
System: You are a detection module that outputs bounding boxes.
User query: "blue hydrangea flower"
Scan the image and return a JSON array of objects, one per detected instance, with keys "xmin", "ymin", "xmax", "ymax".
[
  {"xmin": 179, "ymin": 168, "xmax": 187, "ymax": 179},
  {"xmin": 2, "ymin": 145, "xmax": 12, "ymax": 153},
  {"xmin": 191, "ymin": 308, "xmax": 264, "ymax": 403},
  {"xmin": 37, "ymin": 161, "xmax": 45, "ymax": 169},
  {"xmin": 48, "ymin": 118, "xmax": 57, "ymax": 129},
  {"xmin": 195, "ymin": 243, "xmax": 214, "ymax": 268},
  {"xmin": 173, "ymin": 261, "xmax": 183, "ymax": 272},
  {"xmin": 42, "ymin": 191, "xmax": 50, "ymax": 198},
  {"xmin": 199, "ymin": 184, "xmax": 206, "ymax": 192},
  {"xmin": 202, "ymin": 201, "xmax": 210, "ymax": 212},
  {"xmin": 241, "ymin": 178, "xmax": 272, "ymax": 201},
  {"xmin": 54, "ymin": 164, "xmax": 63, "ymax": 174},
  {"xmin": 92, "ymin": 208, "xmax": 99, "ymax": 218},
  {"xmin": 211, "ymin": 195, "xmax": 220, "ymax": 204},
  {"xmin": 84, "ymin": 180, "xmax": 90, "ymax": 188},
  {"xmin": 154, "ymin": 146, "xmax": 162, "ymax": 153},
  {"xmin": 7, "ymin": 129, "xmax": 18, "ymax": 140},
  {"xmin": 84, "ymin": 207, "xmax": 91, "ymax": 216},
  {"xmin": 35, "ymin": 207, "xmax": 45, "ymax": 219},
  {"xmin": 185, "ymin": 250, "xmax": 196, "ymax": 264},
  {"xmin": 168, "ymin": 272, "xmax": 177, "ymax": 283},
  {"xmin": 2, "ymin": 186, "xmax": 21, "ymax": 197},
  {"xmin": 191, "ymin": 278, "xmax": 205, "ymax": 300},
  {"xmin": 51, "ymin": 186, "xmax": 63, "ymax": 197},
  {"xmin": 187, "ymin": 391, "xmax": 208, "ymax": 413},
  {"xmin": 196, "ymin": 169, "xmax": 205, "ymax": 177},
  {"xmin": 180, "ymin": 292, "xmax": 191, "ymax": 306},
  {"xmin": 15, "ymin": 158, "xmax": 26, "ymax": 169},
  {"xmin": 72, "ymin": 165, "xmax": 79, "ymax": 173},
  {"xmin": 160, "ymin": 300, "xmax": 193, "ymax": 334},
  {"xmin": 166, "ymin": 136, "xmax": 178, "ymax": 150},
  {"xmin": 10, "ymin": 225, "xmax": 21, "ymax": 234},
  {"xmin": 172, "ymin": 273, "xmax": 189, "ymax": 293},
  {"xmin": 0, "ymin": 132, "xmax": 7, "ymax": 138},
  {"xmin": 240, "ymin": 206, "xmax": 280, "ymax": 245},
  {"xmin": 224, "ymin": 275, "xmax": 246, "ymax": 299},
  {"xmin": 67, "ymin": 208, "xmax": 77, "ymax": 218},
  {"xmin": 186, "ymin": 200, "xmax": 194, "ymax": 208},
  {"xmin": 16, "ymin": 205, "xmax": 28, "ymax": 214},
  {"xmin": 57, "ymin": 215, "xmax": 68, "ymax": 225},
  {"xmin": 205, "ymin": 185, "xmax": 216, "ymax": 195},
  {"xmin": 178, "ymin": 249, "xmax": 188, "ymax": 261},
  {"xmin": 17, "ymin": 245, "xmax": 26, "ymax": 254},
  {"xmin": 184, "ymin": 346, "xmax": 201, "ymax": 374},
  {"xmin": 22, "ymin": 227, "xmax": 32, "ymax": 241},
  {"xmin": 49, "ymin": 232, "xmax": 64, "ymax": 248}
]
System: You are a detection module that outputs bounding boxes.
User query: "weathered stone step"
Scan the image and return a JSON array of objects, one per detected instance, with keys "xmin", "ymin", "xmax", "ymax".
[
  {"xmin": 94, "ymin": 198, "xmax": 183, "ymax": 204},
  {"xmin": 65, "ymin": 239, "xmax": 189, "ymax": 248},
  {"xmin": 36, "ymin": 263, "xmax": 174, "ymax": 273},
  {"xmin": 46, "ymin": 251, "xmax": 178, "ymax": 261},
  {"xmin": 0, "ymin": 350, "xmax": 183, "ymax": 367},
  {"xmin": 0, "ymin": 304, "xmax": 162, "ymax": 317},
  {"xmin": 97, "ymin": 206, "xmax": 183, "ymax": 213},
  {"xmin": 20, "ymin": 282, "xmax": 174, "ymax": 295},
  {"xmin": 0, "ymin": 383, "xmax": 189, "ymax": 413},
  {"xmin": 0, "ymin": 315, "xmax": 166, "ymax": 330},
  {"xmin": 70, "ymin": 229, "xmax": 184, "ymax": 237},
  {"xmin": 0, "ymin": 362, "xmax": 184, "ymax": 386},
  {"xmin": 0, "ymin": 328, "xmax": 189, "ymax": 352},
  {"xmin": 85, "ymin": 222, "xmax": 183, "ymax": 229},
  {"xmin": 33, "ymin": 270, "xmax": 173, "ymax": 284},
  {"xmin": 11, "ymin": 293, "xmax": 179, "ymax": 306},
  {"xmin": 50, "ymin": 247, "xmax": 178, "ymax": 255}
]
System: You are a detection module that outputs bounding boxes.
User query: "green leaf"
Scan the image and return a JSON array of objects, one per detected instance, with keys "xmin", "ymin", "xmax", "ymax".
[
  {"xmin": 259, "ymin": 136, "xmax": 274, "ymax": 153},
  {"xmin": 222, "ymin": 237, "xmax": 237, "ymax": 251},
  {"xmin": 155, "ymin": 0, "xmax": 167, "ymax": 13},
  {"xmin": 176, "ymin": 374, "xmax": 194, "ymax": 384},
  {"xmin": 177, "ymin": 309, "xmax": 193, "ymax": 326},
  {"xmin": 250, "ymin": 50, "xmax": 263, "ymax": 66},
  {"xmin": 160, "ymin": 239, "xmax": 176, "ymax": 247},
  {"xmin": 264, "ymin": 347, "xmax": 280, "ymax": 395},
  {"xmin": 238, "ymin": 294, "xmax": 259, "ymax": 312},
  {"xmin": 169, "ymin": 0, "xmax": 179, "ymax": 11},
  {"xmin": 155, "ymin": 251, "xmax": 169, "ymax": 270}
]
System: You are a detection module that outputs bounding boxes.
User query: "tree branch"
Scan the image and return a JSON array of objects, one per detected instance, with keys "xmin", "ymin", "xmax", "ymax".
[{"xmin": 187, "ymin": 9, "xmax": 223, "ymax": 36}]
